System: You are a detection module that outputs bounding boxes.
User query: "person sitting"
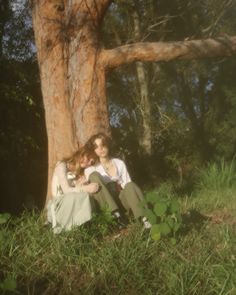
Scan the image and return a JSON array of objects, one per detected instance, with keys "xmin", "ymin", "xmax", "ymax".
[
  {"xmin": 84, "ymin": 133, "xmax": 151, "ymax": 229},
  {"xmin": 46, "ymin": 147, "xmax": 99, "ymax": 233}
]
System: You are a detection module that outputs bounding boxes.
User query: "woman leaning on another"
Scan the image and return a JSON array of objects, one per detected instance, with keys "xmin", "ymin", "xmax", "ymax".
[
  {"xmin": 84, "ymin": 133, "xmax": 151, "ymax": 229},
  {"xmin": 46, "ymin": 147, "xmax": 99, "ymax": 234}
]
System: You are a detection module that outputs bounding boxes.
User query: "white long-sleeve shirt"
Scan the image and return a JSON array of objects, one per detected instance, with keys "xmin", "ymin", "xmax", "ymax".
[
  {"xmin": 84, "ymin": 158, "xmax": 131, "ymax": 189},
  {"xmin": 51, "ymin": 161, "xmax": 83, "ymax": 198}
]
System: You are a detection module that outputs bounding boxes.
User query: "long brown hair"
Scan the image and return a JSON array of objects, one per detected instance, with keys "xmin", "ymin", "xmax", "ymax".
[
  {"xmin": 86, "ymin": 132, "xmax": 112, "ymax": 154},
  {"xmin": 63, "ymin": 146, "xmax": 98, "ymax": 177}
]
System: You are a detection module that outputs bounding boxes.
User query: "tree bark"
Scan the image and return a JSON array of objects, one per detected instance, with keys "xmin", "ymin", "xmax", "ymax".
[
  {"xmin": 101, "ymin": 36, "xmax": 236, "ymax": 68},
  {"xmin": 32, "ymin": 0, "xmax": 111, "ymax": 200}
]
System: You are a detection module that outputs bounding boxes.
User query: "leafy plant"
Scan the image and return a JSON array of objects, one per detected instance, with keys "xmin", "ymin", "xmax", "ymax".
[{"xmin": 142, "ymin": 190, "xmax": 182, "ymax": 243}]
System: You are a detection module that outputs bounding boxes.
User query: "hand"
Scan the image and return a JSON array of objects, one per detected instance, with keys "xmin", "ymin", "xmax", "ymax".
[
  {"xmin": 76, "ymin": 175, "xmax": 87, "ymax": 185},
  {"xmin": 82, "ymin": 183, "xmax": 99, "ymax": 194}
]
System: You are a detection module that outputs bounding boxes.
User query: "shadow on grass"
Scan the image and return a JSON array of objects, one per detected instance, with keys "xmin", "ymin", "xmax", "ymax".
[{"xmin": 180, "ymin": 209, "xmax": 211, "ymax": 235}]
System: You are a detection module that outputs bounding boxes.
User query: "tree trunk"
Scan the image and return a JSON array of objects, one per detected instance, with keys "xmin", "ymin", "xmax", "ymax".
[
  {"xmin": 133, "ymin": 9, "xmax": 152, "ymax": 155},
  {"xmin": 32, "ymin": 0, "xmax": 110, "ymax": 200}
]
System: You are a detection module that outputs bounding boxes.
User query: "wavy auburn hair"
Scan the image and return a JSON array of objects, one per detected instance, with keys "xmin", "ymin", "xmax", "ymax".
[{"xmin": 63, "ymin": 146, "xmax": 98, "ymax": 177}]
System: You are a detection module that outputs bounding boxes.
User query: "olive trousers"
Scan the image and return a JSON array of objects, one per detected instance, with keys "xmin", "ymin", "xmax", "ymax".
[{"xmin": 89, "ymin": 172, "xmax": 144, "ymax": 219}]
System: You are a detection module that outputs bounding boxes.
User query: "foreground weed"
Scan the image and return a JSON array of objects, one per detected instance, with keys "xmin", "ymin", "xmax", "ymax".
[{"xmin": 142, "ymin": 185, "xmax": 182, "ymax": 243}]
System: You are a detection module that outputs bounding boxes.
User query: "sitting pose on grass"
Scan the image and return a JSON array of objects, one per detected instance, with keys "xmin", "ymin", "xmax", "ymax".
[
  {"xmin": 84, "ymin": 132, "xmax": 151, "ymax": 229},
  {"xmin": 46, "ymin": 147, "xmax": 99, "ymax": 233}
]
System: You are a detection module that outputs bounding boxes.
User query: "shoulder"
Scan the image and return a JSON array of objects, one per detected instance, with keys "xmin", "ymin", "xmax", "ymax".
[
  {"xmin": 54, "ymin": 161, "xmax": 67, "ymax": 173},
  {"xmin": 112, "ymin": 158, "xmax": 126, "ymax": 167},
  {"xmin": 56, "ymin": 160, "xmax": 66, "ymax": 166},
  {"xmin": 55, "ymin": 161, "xmax": 66, "ymax": 168}
]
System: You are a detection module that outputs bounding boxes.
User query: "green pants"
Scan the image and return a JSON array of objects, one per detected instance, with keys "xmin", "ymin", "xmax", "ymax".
[{"xmin": 89, "ymin": 172, "xmax": 144, "ymax": 219}]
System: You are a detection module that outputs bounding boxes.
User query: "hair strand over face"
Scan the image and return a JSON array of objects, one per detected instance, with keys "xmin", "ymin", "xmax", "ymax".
[{"xmin": 63, "ymin": 146, "xmax": 98, "ymax": 176}]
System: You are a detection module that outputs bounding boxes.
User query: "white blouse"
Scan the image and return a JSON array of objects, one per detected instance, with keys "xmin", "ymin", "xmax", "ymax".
[
  {"xmin": 51, "ymin": 161, "xmax": 83, "ymax": 198},
  {"xmin": 84, "ymin": 158, "xmax": 131, "ymax": 189}
]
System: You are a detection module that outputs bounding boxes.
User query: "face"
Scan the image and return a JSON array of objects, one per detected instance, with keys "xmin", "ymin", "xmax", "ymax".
[
  {"xmin": 94, "ymin": 138, "xmax": 109, "ymax": 158},
  {"xmin": 79, "ymin": 155, "xmax": 95, "ymax": 168}
]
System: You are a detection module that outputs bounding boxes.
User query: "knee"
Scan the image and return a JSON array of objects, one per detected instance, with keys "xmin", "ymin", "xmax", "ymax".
[
  {"xmin": 124, "ymin": 181, "xmax": 136, "ymax": 191},
  {"xmin": 124, "ymin": 182, "xmax": 143, "ymax": 197},
  {"xmin": 89, "ymin": 171, "xmax": 103, "ymax": 182}
]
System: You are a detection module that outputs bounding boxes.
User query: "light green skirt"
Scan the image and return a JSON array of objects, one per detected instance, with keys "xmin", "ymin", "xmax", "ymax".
[{"xmin": 47, "ymin": 192, "xmax": 92, "ymax": 234}]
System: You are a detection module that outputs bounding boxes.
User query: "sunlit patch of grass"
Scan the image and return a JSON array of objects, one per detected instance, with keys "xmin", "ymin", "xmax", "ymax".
[
  {"xmin": 182, "ymin": 160, "xmax": 236, "ymax": 215},
  {"xmin": 196, "ymin": 159, "xmax": 236, "ymax": 193}
]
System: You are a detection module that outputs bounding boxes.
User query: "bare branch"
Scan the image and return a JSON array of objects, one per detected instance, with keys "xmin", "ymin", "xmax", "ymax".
[
  {"xmin": 101, "ymin": 36, "xmax": 236, "ymax": 69},
  {"xmin": 202, "ymin": 0, "xmax": 234, "ymax": 37}
]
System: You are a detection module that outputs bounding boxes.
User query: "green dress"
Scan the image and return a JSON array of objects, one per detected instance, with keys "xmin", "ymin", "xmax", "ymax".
[{"xmin": 47, "ymin": 161, "xmax": 92, "ymax": 234}]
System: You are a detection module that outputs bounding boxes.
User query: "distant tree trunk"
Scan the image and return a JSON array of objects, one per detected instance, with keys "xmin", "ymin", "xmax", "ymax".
[
  {"xmin": 31, "ymin": 0, "xmax": 236, "ymax": 202},
  {"xmin": 133, "ymin": 9, "xmax": 152, "ymax": 155}
]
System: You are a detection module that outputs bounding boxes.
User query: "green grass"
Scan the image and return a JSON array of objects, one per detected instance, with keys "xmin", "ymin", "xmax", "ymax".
[
  {"xmin": 196, "ymin": 159, "xmax": 236, "ymax": 192},
  {"xmin": 1, "ymin": 161, "xmax": 236, "ymax": 294},
  {"xmin": 190, "ymin": 159, "xmax": 236, "ymax": 212}
]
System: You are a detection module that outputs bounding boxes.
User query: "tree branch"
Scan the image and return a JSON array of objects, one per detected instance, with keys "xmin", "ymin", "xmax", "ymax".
[{"xmin": 101, "ymin": 36, "xmax": 236, "ymax": 69}]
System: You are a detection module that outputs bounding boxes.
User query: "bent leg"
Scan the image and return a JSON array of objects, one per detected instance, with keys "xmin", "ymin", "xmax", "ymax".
[
  {"xmin": 119, "ymin": 182, "xmax": 144, "ymax": 219},
  {"xmin": 89, "ymin": 172, "xmax": 118, "ymax": 212},
  {"xmin": 48, "ymin": 192, "xmax": 92, "ymax": 233}
]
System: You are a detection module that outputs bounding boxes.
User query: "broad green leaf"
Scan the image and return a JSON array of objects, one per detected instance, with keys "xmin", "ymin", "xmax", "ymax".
[
  {"xmin": 150, "ymin": 224, "xmax": 161, "ymax": 241},
  {"xmin": 159, "ymin": 223, "xmax": 171, "ymax": 236},
  {"xmin": 139, "ymin": 199, "xmax": 148, "ymax": 207},
  {"xmin": 143, "ymin": 209, "xmax": 157, "ymax": 224},
  {"xmin": 170, "ymin": 200, "xmax": 180, "ymax": 213},
  {"xmin": 145, "ymin": 192, "xmax": 158, "ymax": 204},
  {"xmin": 166, "ymin": 216, "xmax": 175, "ymax": 228},
  {"xmin": 173, "ymin": 222, "xmax": 181, "ymax": 232},
  {"xmin": 154, "ymin": 202, "xmax": 168, "ymax": 217}
]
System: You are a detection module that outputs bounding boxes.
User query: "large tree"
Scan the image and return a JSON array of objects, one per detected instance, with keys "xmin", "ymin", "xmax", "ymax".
[{"xmin": 31, "ymin": 0, "xmax": 236, "ymax": 200}]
